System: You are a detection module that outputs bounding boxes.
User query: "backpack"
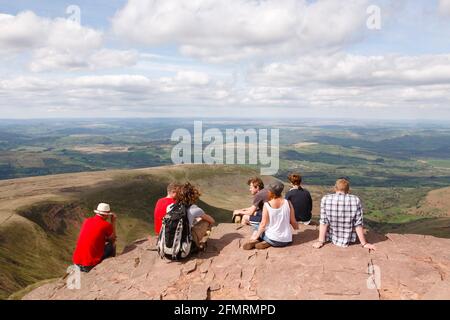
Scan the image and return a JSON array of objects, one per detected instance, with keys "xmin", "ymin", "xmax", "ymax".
[{"xmin": 157, "ymin": 202, "xmax": 193, "ymax": 260}]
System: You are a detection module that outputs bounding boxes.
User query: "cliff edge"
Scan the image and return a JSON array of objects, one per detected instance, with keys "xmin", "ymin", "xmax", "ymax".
[{"xmin": 24, "ymin": 223, "xmax": 450, "ymax": 300}]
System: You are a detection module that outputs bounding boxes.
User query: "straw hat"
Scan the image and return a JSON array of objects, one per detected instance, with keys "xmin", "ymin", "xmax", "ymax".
[{"xmin": 94, "ymin": 203, "xmax": 112, "ymax": 215}]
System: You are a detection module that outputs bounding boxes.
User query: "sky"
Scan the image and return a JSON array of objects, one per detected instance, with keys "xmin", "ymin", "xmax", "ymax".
[{"xmin": 1, "ymin": 0, "xmax": 450, "ymax": 120}]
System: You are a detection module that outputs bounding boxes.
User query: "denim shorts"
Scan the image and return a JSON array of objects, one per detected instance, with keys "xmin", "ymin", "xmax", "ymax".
[
  {"xmin": 249, "ymin": 221, "xmax": 260, "ymax": 231},
  {"xmin": 260, "ymin": 232, "xmax": 291, "ymax": 247}
]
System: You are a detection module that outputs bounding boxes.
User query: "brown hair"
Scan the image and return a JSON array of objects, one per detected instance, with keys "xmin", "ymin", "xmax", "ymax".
[
  {"xmin": 288, "ymin": 173, "xmax": 302, "ymax": 186},
  {"xmin": 175, "ymin": 182, "xmax": 201, "ymax": 206},
  {"xmin": 167, "ymin": 182, "xmax": 180, "ymax": 194},
  {"xmin": 335, "ymin": 178, "xmax": 350, "ymax": 193},
  {"xmin": 268, "ymin": 190, "xmax": 282, "ymax": 200},
  {"xmin": 247, "ymin": 177, "xmax": 264, "ymax": 190}
]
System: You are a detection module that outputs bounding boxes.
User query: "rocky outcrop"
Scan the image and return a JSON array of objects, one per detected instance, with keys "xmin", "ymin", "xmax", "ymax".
[{"xmin": 23, "ymin": 223, "xmax": 450, "ymax": 300}]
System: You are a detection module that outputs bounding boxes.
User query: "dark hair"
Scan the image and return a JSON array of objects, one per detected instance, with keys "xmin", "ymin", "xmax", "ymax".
[
  {"xmin": 175, "ymin": 182, "xmax": 201, "ymax": 206},
  {"xmin": 247, "ymin": 177, "xmax": 264, "ymax": 190},
  {"xmin": 288, "ymin": 173, "xmax": 302, "ymax": 186}
]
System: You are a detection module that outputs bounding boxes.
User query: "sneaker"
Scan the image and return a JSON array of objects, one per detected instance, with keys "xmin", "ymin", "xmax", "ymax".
[
  {"xmin": 242, "ymin": 240, "xmax": 259, "ymax": 250},
  {"xmin": 232, "ymin": 215, "xmax": 242, "ymax": 224},
  {"xmin": 255, "ymin": 241, "xmax": 271, "ymax": 250}
]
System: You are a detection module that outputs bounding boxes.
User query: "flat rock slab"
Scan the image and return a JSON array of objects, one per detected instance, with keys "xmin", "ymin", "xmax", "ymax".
[{"xmin": 23, "ymin": 224, "xmax": 450, "ymax": 300}]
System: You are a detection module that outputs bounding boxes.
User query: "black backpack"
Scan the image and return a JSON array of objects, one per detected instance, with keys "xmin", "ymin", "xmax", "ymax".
[{"xmin": 157, "ymin": 202, "xmax": 193, "ymax": 260}]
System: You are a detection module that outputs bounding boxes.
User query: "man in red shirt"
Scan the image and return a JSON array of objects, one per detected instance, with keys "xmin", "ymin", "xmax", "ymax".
[
  {"xmin": 73, "ymin": 203, "xmax": 117, "ymax": 272},
  {"xmin": 153, "ymin": 183, "xmax": 179, "ymax": 234}
]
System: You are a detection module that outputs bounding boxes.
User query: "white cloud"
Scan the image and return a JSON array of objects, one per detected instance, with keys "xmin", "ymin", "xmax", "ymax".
[
  {"xmin": 0, "ymin": 71, "xmax": 232, "ymax": 114},
  {"xmin": 0, "ymin": 11, "xmax": 102, "ymax": 53},
  {"xmin": 89, "ymin": 49, "xmax": 139, "ymax": 70},
  {"xmin": 439, "ymin": 0, "xmax": 450, "ymax": 16},
  {"xmin": 2, "ymin": 2, "xmax": 450, "ymax": 119},
  {"xmin": 112, "ymin": 0, "xmax": 370, "ymax": 62},
  {"xmin": 3, "ymin": 50, "xmax": 450, "ymax": 117},
  {"xmin": 0, "ymin": 11, "xmax": 46, "ymax": 54},
  {"xmin": 234, "ymin": 53, "xmax": 450, "ymax": 112},
  {"xmin": 0, "ymin": 11, "xmax": 137, "ymax": 72},
  {"xmin": 170, "ymin": 71, "xmax": 209, "ymax": 86},
  {"xmin": 248, "ymin": 53, "xmax": 450, "ymax": 87},
  {"xmin": 29, "ymin": 48, "xmax": 139, "ymax": 72}
]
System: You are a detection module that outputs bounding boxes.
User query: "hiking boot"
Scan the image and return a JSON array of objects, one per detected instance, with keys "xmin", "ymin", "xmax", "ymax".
[
  {"xmin": 255, "ymin": 241, "xmax": 271, "ymax": 250},
  {"xmin": 242, "ymin": 240, "xmax": 259, "ymax": 250}
]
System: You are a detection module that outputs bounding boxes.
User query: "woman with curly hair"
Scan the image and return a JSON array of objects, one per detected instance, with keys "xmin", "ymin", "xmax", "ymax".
[{"xmin": 171, "ymin": 182, "xmax": 215, "ymax": 251}]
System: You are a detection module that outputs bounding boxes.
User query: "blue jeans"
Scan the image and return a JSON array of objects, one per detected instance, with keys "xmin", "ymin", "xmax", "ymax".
[
  {"xmin": 260, "ymin": 232, "xmax": 291, "ymax": 247},
  {"xmin": 77, "ymin": 242, "xmax": 116, "ymax": 273},
  {"xmin": 249, "ymin": 221, "xmax": 260, "ymax": 231},
  {"xmin": 249, "ymin": 210, "xmax": 262, "ymax": 231}
]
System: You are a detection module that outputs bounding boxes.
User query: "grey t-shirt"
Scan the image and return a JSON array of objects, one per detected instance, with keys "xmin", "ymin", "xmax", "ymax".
[
  {"xmin": 187, "ymin": 204, "xmax": 205, "ymax": 226},
  {"xmin": 253, "ymin": 188, "xmax": 269, "ymax": 212},
  {"xmin": 167, "ymin": 203, "xmax": 205, "ymax": 227}
]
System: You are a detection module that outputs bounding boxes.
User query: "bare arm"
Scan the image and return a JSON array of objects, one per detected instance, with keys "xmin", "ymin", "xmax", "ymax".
[
  {"xmin": 318, "ymin": 224, "xmax": 327, "ymax": 242},
  {"xmin": 234, "ymin": 205, "xmax": 257, "ymax": 216},
  {"xmin": 251, "ymin": 206, "xmax": 269, "ymax": 240},
  {"xmin": 313, "ymin": 224, "xmax": 328, "ymax": 249},
  {"xmin": 201, "ymin": 213, "xmax": 215, "ymax": 225},
  {"xmin": 313, "ymin": 198, "xmax": 328, "ymax": 248},
  {"xmin": 355, "ymin": 226, "xmax": 376, "ymax": 250}
]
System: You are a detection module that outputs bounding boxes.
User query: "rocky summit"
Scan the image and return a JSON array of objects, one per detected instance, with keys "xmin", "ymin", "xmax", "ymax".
[{"xmin": 24, "ymin": 223, "xmax": 450, "ymax": 300}]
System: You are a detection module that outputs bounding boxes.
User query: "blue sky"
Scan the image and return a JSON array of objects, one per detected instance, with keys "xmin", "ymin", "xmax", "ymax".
[{"xmin": 1, "ymin": 0, "xmax": 450, "ymax": 120}]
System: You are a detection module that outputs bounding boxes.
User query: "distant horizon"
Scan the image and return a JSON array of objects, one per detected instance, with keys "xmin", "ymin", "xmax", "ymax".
[{"xmin": 1, "ymin": 116, "xmax": 450, "ymax": 125}]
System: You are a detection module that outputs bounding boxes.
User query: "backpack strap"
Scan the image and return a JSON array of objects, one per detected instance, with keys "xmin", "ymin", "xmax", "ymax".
[
  {"xmin": 172, "ymin": 218, "xmax": 184, "ymax": 260},
  {"xmin": 157, "ymin": 225, "xmax": 165, "ymax": 259}
]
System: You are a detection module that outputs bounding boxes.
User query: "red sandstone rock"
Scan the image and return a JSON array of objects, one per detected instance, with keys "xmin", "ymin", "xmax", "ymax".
[{"xmin": 23, "ymin": 224, "xmax": 450, "ymax": 300}]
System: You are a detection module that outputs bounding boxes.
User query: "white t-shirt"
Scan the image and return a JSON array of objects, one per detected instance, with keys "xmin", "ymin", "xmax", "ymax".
[
  {"xmin": 167, "ymin": 203, "xmax": 205, "ymax": 227},
  {"xmin": 264, "ymin": 200, "xmax": 293, "ymax": 243}
]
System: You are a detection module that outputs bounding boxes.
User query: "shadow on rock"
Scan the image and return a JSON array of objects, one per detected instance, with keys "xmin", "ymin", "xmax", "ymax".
[
  {"xmin": 122, "ymin": 238, "xmax": 149, "ymax": 255},
  {"xmin": 197, "ymin": 232, "xmax": 244, "ymax": 259},
  {"xmin": 292, "ymin": 229, "xmax": 319, "ymax": 246}
]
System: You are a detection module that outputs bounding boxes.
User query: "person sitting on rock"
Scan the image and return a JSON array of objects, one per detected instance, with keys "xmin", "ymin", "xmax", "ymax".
[
  {"xmin": 169, "ymin": 182, "xmax": 215, "ymax": 252},
  {"xmin": 285, "ymin": 173, "xmax": 313, "ymax": 225},
  {"xmin": 153, "ymin": 182, "xmax": 179, "ymax": 235},
  {"xmin": 243, "ymin": 181, "xmax": 299, "ymax": 250},
  {"xmin": 72, "ymin": 203, "xmax": 117, "ymax": 272},
  {"xmin": 232, "ymin": 177, "xmax": 269, "ymax": 230},
  {"xmin": 313, "ymin": 178, "xmax": 376, "ymax": 250}
]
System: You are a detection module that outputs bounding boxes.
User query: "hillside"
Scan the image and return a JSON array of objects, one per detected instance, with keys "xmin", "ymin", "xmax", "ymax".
[
  {"xmin": 1, "ymin": 164, "xmax": 449, "ymax": 299},
  {"xmin": 0, "ymin": 164, "xmax": 274, "ymax": 299},
  {"xmin": 24, "ymin": 223, "xmax": 450, "ymax": 300},
  {"xmin": 410, "ymin": 186, "xmax": 450, "ymax": 217}
]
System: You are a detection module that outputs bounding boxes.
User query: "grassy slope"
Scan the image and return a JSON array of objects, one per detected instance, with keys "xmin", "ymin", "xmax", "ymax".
[
  {"xmin": 1, "ymin": 164, "xmax": 449, "ymax": 299},
  {"xmin": 0, "ymin": 165, "xmax": 255, "ymax": 299}
]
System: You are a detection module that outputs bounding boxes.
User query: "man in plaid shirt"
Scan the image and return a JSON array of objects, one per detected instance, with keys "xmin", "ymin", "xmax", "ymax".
[{"xmin": 313, "ymin": 178, "xmax": 376, "ymax": 250}]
